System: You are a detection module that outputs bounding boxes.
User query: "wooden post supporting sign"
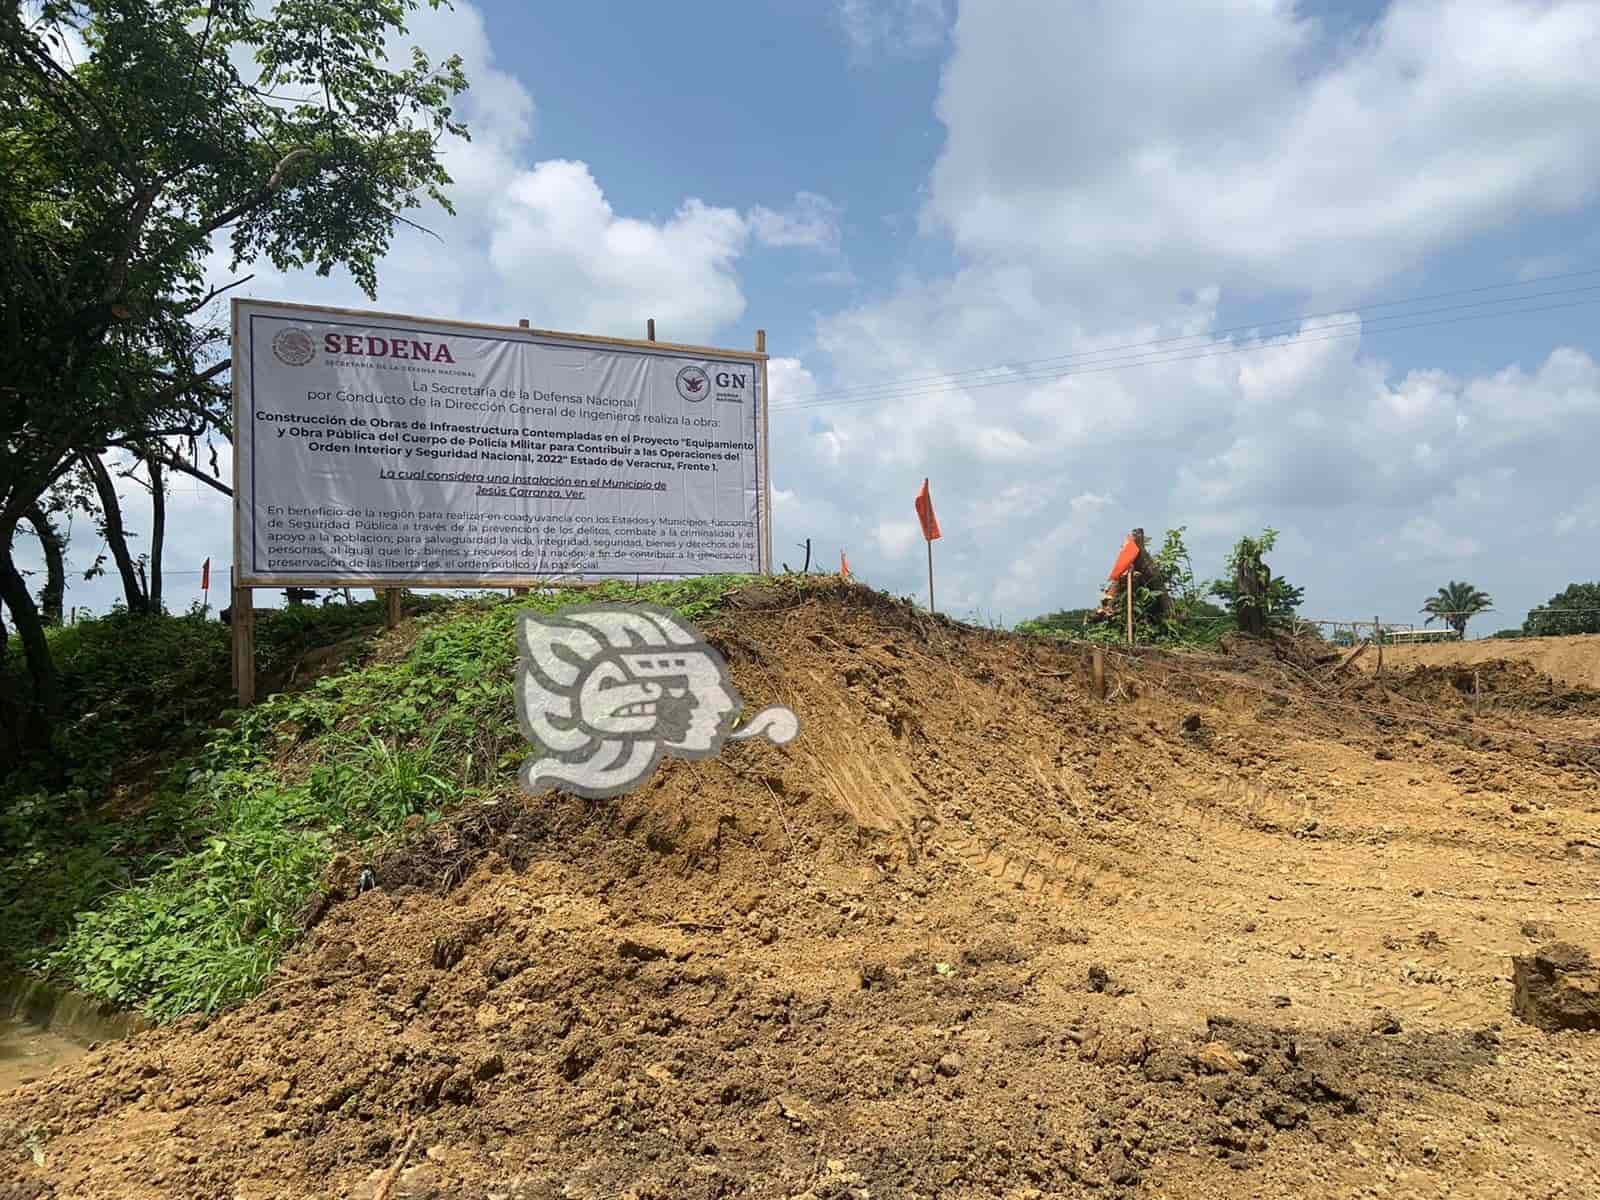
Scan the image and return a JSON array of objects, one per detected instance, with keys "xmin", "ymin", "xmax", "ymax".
[
  {"xmin": 385, "ymin": 588, "xmax": 402, "ymax": 629},
  {"xmin": 231, "ymin": 564, "xmax": 255, "ymax": 708},
  {"xmin": 508, "ymin": 316, "xmax": 534, "ymax": 597}
]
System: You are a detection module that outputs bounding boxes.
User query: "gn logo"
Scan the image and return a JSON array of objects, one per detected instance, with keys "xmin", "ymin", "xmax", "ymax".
[{"xmin": 714, "ymin": 369, "xmax": 748, "ymax": 404}]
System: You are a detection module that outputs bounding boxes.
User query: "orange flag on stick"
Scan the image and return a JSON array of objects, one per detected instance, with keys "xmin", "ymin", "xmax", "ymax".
[
  {"xmin": 1108, "ymin": 535, "xmax": 1139, "ymax": 581},
  {"xmin": 914, "ymin": 478, "xmax": 941, "ymax": 541},
  {"xmin": 840, "ymin": 550, "xmax": 850, "ymax": 579},
  {"xmin": 201, "ymin": 557, "xmax": 211, "ymax": 591}
]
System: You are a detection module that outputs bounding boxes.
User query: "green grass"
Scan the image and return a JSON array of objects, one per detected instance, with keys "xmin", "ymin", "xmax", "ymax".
[
  {"xmin": 0, "ymin": 574, "xmax": 758, "ymax": 1021},
  {"xmin": 2, "ymin": 597, "xmax": 452, "ymax": 795}
]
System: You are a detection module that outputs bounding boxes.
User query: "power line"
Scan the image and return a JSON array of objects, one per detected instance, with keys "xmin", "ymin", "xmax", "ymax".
[
  {"xmin": 772, "ymin": 293, "xmax": 1600, "ymax": 415},
  {"xmin": 772, "ymin": 266, "xmax": 1600, "ymax": 409},
  {"xmin": 774, "ymin": 286, "xmax": 1600, "ymax": 412}
]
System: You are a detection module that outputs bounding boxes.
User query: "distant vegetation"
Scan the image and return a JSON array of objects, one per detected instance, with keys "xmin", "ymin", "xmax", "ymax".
[
  {"xmin": 1210, "ymin": 528, "xmax": 1304, "ymax": 635},
  {"xmin": 1015, "ymin": 608, "xmax": 1098, "ymax": 637},
  {"xmin": 1016, "ymin": 525, "xmax": 1297, "ymax": 646},
  {"xmin": 1422, "ymin": 581, "xmax": 1494, "ymax": 637},
  {"xmin": 1524, "ymin": 582, "xmax": 1600, "ymax": 636}
]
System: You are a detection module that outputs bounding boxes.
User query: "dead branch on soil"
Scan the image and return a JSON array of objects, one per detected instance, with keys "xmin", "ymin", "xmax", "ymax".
[
  {"xmin": 763, "ymin": 778, "xmax": 799, "ymax": 858},
  {"xmin": 373, "ymin": 1123, "xmax": 421, "ymax": 1200}
]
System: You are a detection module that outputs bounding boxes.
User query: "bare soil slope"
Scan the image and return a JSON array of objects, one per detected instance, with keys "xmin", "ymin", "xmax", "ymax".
[
  {"xmin": 4, "ymin": 584, "xmax": 1599, "ymax": 1199},
  {"xmin": 1373, "ymin": 632, "xmax": 1600, "ymax": 691}
]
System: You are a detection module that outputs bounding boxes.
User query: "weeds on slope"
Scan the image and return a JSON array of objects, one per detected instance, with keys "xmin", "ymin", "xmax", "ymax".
[{"xmin": 1, "ymin": 575, "xmax": 758, "ymax": 1021}]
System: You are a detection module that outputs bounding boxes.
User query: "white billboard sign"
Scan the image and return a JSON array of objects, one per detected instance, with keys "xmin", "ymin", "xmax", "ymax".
[{"xmin": 232, "ymin": 299, "xmax": 770, "ymax": 585}]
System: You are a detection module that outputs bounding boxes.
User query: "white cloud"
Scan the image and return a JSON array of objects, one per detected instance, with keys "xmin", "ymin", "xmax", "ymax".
[
  {"xmin": 924, "ymin": 0, "xmax": 1600, "ymax": 295},
  {"xmin": 1555, "ymin": 492, "xmax": 1600, "ymax": 535},
  {"xmin": 749, "ymin": 192, "xmax": 843, "ymax": 252},
  {"xmin": 761, "ymin": 1, "xmax": 1600, "ymax": 623},
  {"xmin": 768, "ymin": 356, "xmax": 819, "ymax": 405},
  {"xmin": 837, "ymin": 0, "xmax": 950, "ymax": 60},
  {"xmin": 490, "ymin": 161, "xmax": 750, "ymax": 343},
  {"xmin": 872, "ymin": 519, "xmax": 920, "ymax": 559},
  {"xmin": 1381, "ymin": 516, "xmax": 1483, "ymax": 565},
  {"xmin": 771, "ymin": 254, "xmax": 1600, "ymax": 622},
  {"xmin": 198, "ymin": 5, "xmax": 842, "ymax": 346}
]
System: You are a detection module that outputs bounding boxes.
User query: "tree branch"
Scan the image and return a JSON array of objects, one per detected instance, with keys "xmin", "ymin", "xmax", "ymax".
[
  {"xmin": 103, "ymin": 184, "xmax": 165, "ymax": 304},
  {"xmin": 195, "ymin": 147, "xmax": 314, "ymax": 238},
  {"xmin": 155, "ymin": 452, "xmax": 233, "ymax": 497},
  {"xmin": 177, "ymin": 273, "xmax": 255, "ymax": 318}
]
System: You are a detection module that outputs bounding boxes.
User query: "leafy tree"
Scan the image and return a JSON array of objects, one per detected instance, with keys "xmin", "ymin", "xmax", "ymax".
[
  {"xmin": 1421, "ymin": 581, "xmax": 1492, "ymax": 637},
  {"xmin": 1, "ymin": 0, "xmax": 470, "ymax": 760},
  {"xmin": 1523, "ymin": 582, "xmax": 1600, "ymax": 637},
  {"xmin": 1210, "ymin": 528, "xmax": 1304, "ymax": 635},
  {"xmin": 1146, "ymin": 526, "xmax": 1231, "ymax": 641}
]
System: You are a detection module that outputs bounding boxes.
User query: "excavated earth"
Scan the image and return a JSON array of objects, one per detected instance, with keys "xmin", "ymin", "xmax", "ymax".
[{"xmin": 3, "ymin": 583, "xmax": 1599, "ymax": 1199}]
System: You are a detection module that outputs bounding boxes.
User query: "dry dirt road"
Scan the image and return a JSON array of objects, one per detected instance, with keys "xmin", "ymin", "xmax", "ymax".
[{"xmin": 3, "ymin": 587, "xmax": 1598, "ymax": 1199}]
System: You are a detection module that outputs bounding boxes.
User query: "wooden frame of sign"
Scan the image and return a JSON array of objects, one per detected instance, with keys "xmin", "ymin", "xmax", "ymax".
[{"xmin": 229, "ymin": 301, "xmax": 772, "ymax": 707}]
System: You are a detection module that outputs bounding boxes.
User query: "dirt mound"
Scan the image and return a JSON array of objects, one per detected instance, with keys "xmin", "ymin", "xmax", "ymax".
[
  {"xmin": 1350, "ymin": 658, "xmax": 1600, "ymax": 715},
  {"xmin": 4, "ymin": 583, "xmax": 1599, "ymax": 1199},
  {"xmin": 1373, "ymin": 631, "xmax": 1600, "ymax": 691}
]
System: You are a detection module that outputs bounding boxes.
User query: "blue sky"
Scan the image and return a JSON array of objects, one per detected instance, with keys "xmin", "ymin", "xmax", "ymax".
[{"xmin": 22, "ymin": 0, "xmax": 1600, "ymax": 635}]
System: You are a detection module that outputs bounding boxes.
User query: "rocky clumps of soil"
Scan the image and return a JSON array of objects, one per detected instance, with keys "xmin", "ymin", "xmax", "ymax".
[{"xmin": 1512, "ymin": 942, "xmax": 1600, "ymax": 1033}]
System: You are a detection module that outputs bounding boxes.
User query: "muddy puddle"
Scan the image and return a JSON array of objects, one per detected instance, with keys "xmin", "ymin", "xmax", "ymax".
[{"xmin": 0, "ymin": 1015, "xmax": 88, "ymax": 1091}]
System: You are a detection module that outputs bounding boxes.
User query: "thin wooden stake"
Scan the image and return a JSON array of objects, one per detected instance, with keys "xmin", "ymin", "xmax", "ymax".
[
  {"xmin": 1473, "ymin": 670, "xmax": 1480, "ymax": 716},
  {"xmin": 647, "ymin": 318, "xmax": 656, "ymax": 342},
  {"xmin": 926, "ymin": 536, "xmax": 936, "ymax": 615},
  {"xmin": 1092, "ymin": 647, "xmax": 1106, "ymax": 700},
  {"xmin": 1375, "ymin": 615, "xmax": 1383, "ymax": 677},
  {"xmin": 1126, "ymin": 571, "xmax": 1135, "ymax": 647}
]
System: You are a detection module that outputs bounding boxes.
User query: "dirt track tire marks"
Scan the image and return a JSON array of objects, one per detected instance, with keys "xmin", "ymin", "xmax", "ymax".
[
  {"xmin": 787, "ymin": 665, "xmax": 1139, "ymax": 905},
  {"xmin": 927, "ymin": 825, "xmax": 1135, "ymax": 906},
  {"xmin": 1172, "ymin": 777, "xmax": 1322, "ymax": 836}
]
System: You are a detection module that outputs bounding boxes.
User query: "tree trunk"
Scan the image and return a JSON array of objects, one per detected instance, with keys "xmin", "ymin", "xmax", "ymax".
[
  {"xmin": 80, "ymin": 450, "xmax": 148, "ymax": 613},
  {"xmin": 0, "ymin": 526, "xmax": 60, "ymax": 756},
  {"xmin": 1090, "ymin": 528, "xmax": 1172, "ymax": 626},
  {"xmin": 0, "ymin": 593, "xmax": 16, "ymax": 775},
  {"xmin": 147, "ymin": 454, "xmax": 165, "ymax": 612},
  {"xmin": 24, "ymin": 504, "xmax": 67, "ymax": 626},
  {"xmin": 1235, "ymin": 559, "xmax": 1268, "ymax": 636}
]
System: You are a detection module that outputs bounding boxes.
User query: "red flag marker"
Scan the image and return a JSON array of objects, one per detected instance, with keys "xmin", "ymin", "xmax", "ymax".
[
  {"xmin": 1109, "ymin": 536, "xmax": 1139, "ymax": 581},
  {"xmin": 914, "ymin": 478, "xmax": 940, "ymax": 613},
  {"xmin": 914, "ymin": 478, "xmax": 941, "ymax": 542},
  {"xmin": 840, "ymin": 550, "xmax": 850, "ymax": 579},
  {"xmin": 201, "ymin": 557, "xmax": 211, "ymax": 592}
]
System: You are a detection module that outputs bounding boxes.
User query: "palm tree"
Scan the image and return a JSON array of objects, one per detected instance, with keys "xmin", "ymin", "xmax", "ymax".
[{"xmin": 1421, "ymin": 581, "xmax": 1493, "ymax": 637}]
